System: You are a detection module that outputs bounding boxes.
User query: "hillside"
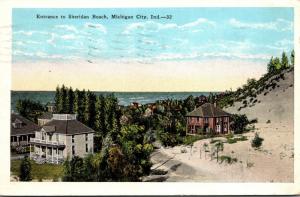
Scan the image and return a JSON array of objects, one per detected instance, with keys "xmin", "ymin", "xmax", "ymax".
[
  {"xmin": 225, "ymin": 67, "xmax": 294, "ymax": 124},
  {"xmin": 146, "ymin": 67, "xmax": 294, "ymax": 182}
]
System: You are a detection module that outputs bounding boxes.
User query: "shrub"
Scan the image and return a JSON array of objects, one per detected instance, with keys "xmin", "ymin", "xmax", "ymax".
[
  {"xmin": 207, "ymin": 128, "xmax": 215, "ymax": 138},
  {"xmin": 227, "ymin": 138, "xmax": 237, "ymax": 144},
  {"xmin": 230, "ymin": 114, "xmax": 250, "ymax": 134},
  {"xmin": 196, "ymin": 127, "xmax": 205, "ymax": 135},
  {"xmin": 226, "ymin": 135, "xmax": 247, "ymax": 144},
  {"xmin": 19, "ymin": 156, "xmax": 32, "ymax": 181},
  {"xmin": 249, "ymin": 118, "xmax": 258, "ymax": 124},
  {"xmin": 219, "ymin": 155, "xmax": 237, "ymax": 164},
  {"xmin": 246, "ymin": 162, "xmax": 254, "ymax": 168},
  {"xmin": 225, "ymin": 133, "xmax": 234, "ymax": 139},
  {"xmin": 183, "ymin": 135, "xmax": 203, "ymax": 145},
  {"xmin": 210, "ymin": 139, "xmax": 221, "ymax": 144},
  {"xmin": 180, "ymin": 148, "xmax": 187, "ymax": 153},
  {"xmin": 251, "ymin": 133, "xmax": 264, "ymax": 149}
]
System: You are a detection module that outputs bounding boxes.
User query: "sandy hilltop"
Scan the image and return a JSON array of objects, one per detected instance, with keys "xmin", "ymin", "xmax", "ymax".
[{"xmin": 146, "ymin": 68, "xmax": 294, "ymax": 182}]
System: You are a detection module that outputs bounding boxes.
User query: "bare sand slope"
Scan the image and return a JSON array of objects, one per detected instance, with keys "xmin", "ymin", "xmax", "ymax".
[
  {"xmin": 148, "ymin": 69, "xmax": 294, "ymax": 182},
  {"xmin": 225, "ymin": 69, "xmax": 294, "ymax": 124},
  {"xmin": 152, "ymin": 125, "xmax": 293, "ymax": 182}
]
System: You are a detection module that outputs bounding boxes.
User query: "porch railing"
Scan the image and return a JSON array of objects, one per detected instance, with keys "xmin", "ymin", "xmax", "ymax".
[{"xmin": 30, "ymin": 138, "xmax": 65, "ymax": 146}]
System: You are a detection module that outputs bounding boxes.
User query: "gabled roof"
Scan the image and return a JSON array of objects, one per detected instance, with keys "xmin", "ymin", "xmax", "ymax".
[
  {"xmin": 186, "ymin": 103, "xmax": 230, "ymax": 117},
  {"xmin": 42, "ymin": 119, "xmax": 94, "ymax": 135},
  {"xmin": 11, "ymin": 114, "xmax": 41, "ymax": 136}
]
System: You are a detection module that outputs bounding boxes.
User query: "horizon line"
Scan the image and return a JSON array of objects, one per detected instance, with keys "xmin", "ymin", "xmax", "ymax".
[{"xmin": 11, "ymin": 90, "xmax": 226, "ymax": 93}]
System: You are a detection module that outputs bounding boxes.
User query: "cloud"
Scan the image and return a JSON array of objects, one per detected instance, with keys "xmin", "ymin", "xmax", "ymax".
[
  {"xmin": 13, "ymin": 30, "xmax": 49, "ymax": 36},
  {"xmin": 122, "ymin": 18, "xmax": 215, "ymax": 34},
  {"xmin": 274, "ymin": 39, "xmax": 293, "ymax": 47},
  {"xmin": 84, "ymin": 23, "xmax": 107, "ymax": 34},
  {"xmin": 60, "ymin": 34, "xmax": 77, "ymax": 40},
  {"xmin": 13, "ymin": 50, "xmax": 80, "ymax": 60},
  {"xmin": 179, "ymin": 18, "xmax": 216, "ymax": 29},
  {"xmin": 153, "ymin": 51, "xmax": 271, "ymax": 61},
  {"xmin": 46, "ymin": 33, "xmax": 56, "ymax": 47},
  {"xmin": 229, "ymin": 18, "xmax": 293, "ymax": 32},
  {"xmin": 55, "ymin": 25, "xmax": 78, "ymax": 33}
]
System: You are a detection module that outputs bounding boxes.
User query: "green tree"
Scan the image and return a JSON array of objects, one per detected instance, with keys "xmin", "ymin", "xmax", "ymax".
[
  {"xmin": 106, "ymin": 94, "xmax": 119, "ymax": 142},
  {"xmin": 88, "ymin": 92, "xmax": 96, "ymax": 128},
  {"xmin": 267, "ymin": 57, "xmax": 276, "ymax": 73},
  {"xmin": 107, "ymin": 146, "xmax": 126, "ymax": 180},
  {"xmin": 83, "ymin": 90, "xmax": 90, "ymax": 125},
  {"xmin": 73, "ymin": 89, "xmax": 80, "ymax": 115},
  {"xmin": 94, "ymin": 96, "xmax": 102, "ymax": 152},
  {"xmin": 184, "ymin": 95, "xmax": 195, "ymax": 112},
  {"xmin": 273, "ymin": 57, "xmax": 281, "ymax": 70},
  {"xmin": 215, "ymin": 141, "xmax": 224, "ymax": 162},
  {"xmin": 16, "ymin": 99, "xmax": 45, "ymax": 122},
  {"xmin": 61, "ymin": 85, "xmax": 69, "ymax": 113},
  {"xmin": 19, "ymin": 156, "xmax": 31, "ymax": 181},
  {"xmin": 281, "ymin": 52, "xmax": 289, "ymax": 69},
  {"xmin": 77, "ymin": 89, "xmax": 86, "ymax": 122},
  {"xmin": 230, "ymin": 114, "xmax": 249, "ymax": 134},
  {"xmin": 99, "ymin": 95, "xmax": 107, "ymax": 138},
  {"xmin": 68, "ymin": 87, "xmax": 75, "ymax": 114},
  {"xmin": 203, "ymin": 143, "xmax": 208, "ymax": 159},
  {"xmin": 54, "ymin": 85, "xmax": 63, "ymax": 113},
  {"xmin": 63, "ymin": 156, "xmax": 86, "ymax": 181},
  {"xmin": 290, "ymin": 50, "xmax": 294, "ymax": 67}
]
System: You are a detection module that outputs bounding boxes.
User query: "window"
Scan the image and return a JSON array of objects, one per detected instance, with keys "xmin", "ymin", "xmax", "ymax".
[
  {"xmin": 72, "ymin": 145, "xmax": 75, "ymax": 155},
  {"xmin": 204, "ymin": 118, "xmax": 209, "ymax": 123},
  {"xmin": 72, "ymin": 135, "xmax": 75, "ymax": 143},
  {"xmin": 197, "ymin": 117, "xmax": 200, "ymax": 122},
  {"xmin": 42, "ymin": 132, "xmax": 45, "ymax": 140},
  {"xmin": 49, "ymin": 135, "xmax": 52, "ymax": 141},
  {"xmin": 86, "ymin": 144, "xmax": 88, "ymax": 153},
  {"xmin": 85, "ymin": 134, "xmax": 88, "ymax": 141},
  {"xmin": 216, "ymin": 125, "xmax": 221, "ymax": 133}
]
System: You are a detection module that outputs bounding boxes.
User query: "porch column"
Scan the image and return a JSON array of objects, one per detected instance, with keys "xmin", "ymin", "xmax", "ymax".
[
  {"xmin": 227, "ymin": 117, "xmax": 230, "ymax": 133},
  {"xmin": 26, "ymin": 135, "xmax": 28, "ymax": 144},
  {"xmin": 17, "ymin": 136, "xmax": 19, "ymax": 146},
  {"xmin": 52, "ymin": 147, "xmax": 54, "ymax": 163},
  {"xmin": 56, "ymin": 147, "xmax": 58, "ymax": 164},
  {"xmin": 29, "ymin": 144, "xmax": 31, "ymax": 159},
  {"xmin": 46, "ymin": 147, "xmax": 48, "ymax": 160}
]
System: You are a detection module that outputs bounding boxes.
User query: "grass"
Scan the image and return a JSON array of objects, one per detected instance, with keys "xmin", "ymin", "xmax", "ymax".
[
  {"xmin": 226, "ymin": 135, "xmax": 248, "ymax": 144},
  {"xmin": 11, "ymin": 159, "xmax": 64, "ymax": 181},
  {"xmin": 210, "ymin": 139, "xmax": 221, "ymax": 144},
  {"xmin": 182, "ymin": 135, "xmax": 204, "ymax": 145}
]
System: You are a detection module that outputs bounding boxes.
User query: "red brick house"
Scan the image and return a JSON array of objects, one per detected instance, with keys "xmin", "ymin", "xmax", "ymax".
[{"xmin": 186, "ymin": 103, "xmax": 231, "ymax": 135}]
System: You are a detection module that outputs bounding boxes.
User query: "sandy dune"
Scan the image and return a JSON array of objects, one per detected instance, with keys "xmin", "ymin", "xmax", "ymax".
[{"xmin": 148, "ymin": 69, "xmax": 294, "ymax": 182}]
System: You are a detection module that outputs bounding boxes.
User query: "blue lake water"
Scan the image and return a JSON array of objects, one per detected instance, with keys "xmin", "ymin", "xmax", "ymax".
[{"xmin": 11, "ymin": 91, "xmax": 216, "ymax": 110}]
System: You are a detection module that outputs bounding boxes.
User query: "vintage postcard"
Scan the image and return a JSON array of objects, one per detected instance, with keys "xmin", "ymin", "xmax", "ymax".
[{"xmin": 0, "ymin": 0, "xmax": 299, "ymax": 195}]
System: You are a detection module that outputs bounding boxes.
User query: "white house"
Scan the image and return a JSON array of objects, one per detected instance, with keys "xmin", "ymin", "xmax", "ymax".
[{"xmin": 29, "ymin": 114, "xmax": 95, "ymax": 164}]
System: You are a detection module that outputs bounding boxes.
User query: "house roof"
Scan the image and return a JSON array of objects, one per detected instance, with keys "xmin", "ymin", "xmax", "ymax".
[
  {"xmin": 42, "ymin": 119, "xmax": 94, "ymax": 135},
  {"xmin": 11, "ymin": 113, "xmax": 41, "ymax": 136},
  {"xmin": 186, "ymin": 103, "xmax": 230, "ymax": 117},
  {"xmin": 38, "ymin": 112, "xmax": 53, "ymax": 119},
  {"xmin": 46, "ymin": 102, "xmax": 56, "ymax": 107}
]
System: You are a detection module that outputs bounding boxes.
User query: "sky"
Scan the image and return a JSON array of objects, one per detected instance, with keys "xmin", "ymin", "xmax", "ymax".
[{"xmin": 12, "ymin": 8, "xmax": 294, "ymax": 91}]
